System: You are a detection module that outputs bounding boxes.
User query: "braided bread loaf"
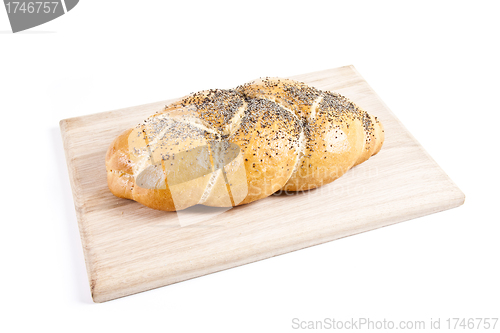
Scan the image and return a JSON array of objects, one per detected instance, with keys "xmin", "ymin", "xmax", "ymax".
[{"xmin": 105, "ymin": 78, "xmax": 384, "ymax": 211}]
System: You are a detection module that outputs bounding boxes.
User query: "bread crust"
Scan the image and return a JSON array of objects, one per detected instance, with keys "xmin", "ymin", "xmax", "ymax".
[{"xmin": 105, "ymin": 78, "xmax": 384, "ymax": 211}]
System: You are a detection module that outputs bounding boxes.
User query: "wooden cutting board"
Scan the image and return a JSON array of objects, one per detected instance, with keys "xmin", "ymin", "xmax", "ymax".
[{"xmin": 60, "ymin": 65, "xmax": 465, "ymax": 303}]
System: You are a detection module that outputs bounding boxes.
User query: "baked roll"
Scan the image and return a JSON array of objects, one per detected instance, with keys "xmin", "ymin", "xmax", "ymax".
[{"xmin": 105, "ymin": 78, "xmax": 384, "ymax": 211}]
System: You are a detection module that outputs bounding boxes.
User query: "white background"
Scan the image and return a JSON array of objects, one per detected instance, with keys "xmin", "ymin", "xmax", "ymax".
[{"xmin": 1, "ymin": 1, "xmax": 499, "ymax": 332}]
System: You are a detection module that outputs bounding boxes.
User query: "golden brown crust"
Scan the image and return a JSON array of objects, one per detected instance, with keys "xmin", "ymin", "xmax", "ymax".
[
  {"xmin": 105, "ymin": 78, "xmax": 384, "ymax": 211},
  {"xmin": 236, "ymin": 78, "xmax": 322, "ymax": 118},
  {"xmin": 225, "ymin": 98, "xmax": 302, "ymax": 205},
  {"xmin": 105, "ymin": 129, "xmax": 134, "ymax": 200}
]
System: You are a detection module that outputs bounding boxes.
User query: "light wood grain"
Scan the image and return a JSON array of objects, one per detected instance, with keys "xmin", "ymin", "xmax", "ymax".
[{"xmin": 60, "ymin": 65, "xmax": 465, "ymax": 303}]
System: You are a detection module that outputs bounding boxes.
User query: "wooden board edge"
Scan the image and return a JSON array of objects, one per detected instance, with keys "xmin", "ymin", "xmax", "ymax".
[
  {"xmin": 92, "ymin": 188, "xmax": 465, "ymax": 303},
  {"xmin": 59, "ymin": 119, "xmax": 97, "ymax": 301},
  {"xmin": 57, "ymin": 65, "xmax": 357, "ymax": 130}
]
